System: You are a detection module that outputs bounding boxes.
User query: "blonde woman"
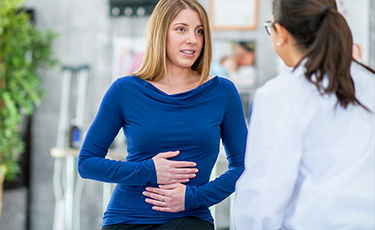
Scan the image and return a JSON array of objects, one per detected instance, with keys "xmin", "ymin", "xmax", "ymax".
[{"xmin": 78, "ymin": 0, "xmax": 247, "ymax": 229}]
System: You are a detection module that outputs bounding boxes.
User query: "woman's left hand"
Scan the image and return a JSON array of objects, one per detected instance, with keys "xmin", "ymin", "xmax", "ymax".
[{"xmin": 143, "ymin": 183, "xmax": 186, "ymax": 212}]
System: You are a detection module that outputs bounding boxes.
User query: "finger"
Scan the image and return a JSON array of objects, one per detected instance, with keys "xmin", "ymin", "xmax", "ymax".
[
  {"xmin": 145, "ymin": 198, "xmax": 166, "ymax": 207},
  {"xmin": 168, "ymin": 178, "xmax": 189, "ymax": 184},
  {"xmin": 166, "ymin": 178, "xmax": 189, "ymax": 184},
  {"xmin": 159, "ymin": 183, "xmax": 178, "ymax": 189},
  {"xmin": 142, "ymin": 191, "xmax": 164, "ymax": 201},
  {"xmin": 175, "ymin": 168, "xmax": 199, "ymax": 174},
  {"xmin": 161, "ymin": 179, "xmax": 189, "ymax": 185},
  {"xmin": 173, "ymin": 173, "xmax": 196, "ymax": 179},
  {"xmin": 152, "ymin": 206, "xmax": 174, "ymax": 212},
  {"xmin": 178, "ymin": 178, "xmax": 190, "ymax": 183},
  {"xmin": 146, "ymin": 187, "xmax": 167, "ymax": 195},
  {"xmin": 157, "ymin": 151, "xmax": 180, "ymax": 159},
  {"xmin": 171, "ymin": 161, "xmax": 197, "ymax": 168}
]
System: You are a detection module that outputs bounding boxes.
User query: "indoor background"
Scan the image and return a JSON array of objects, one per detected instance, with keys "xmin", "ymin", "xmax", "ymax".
[{"xmin": 0, "ymin": 0, "xmax": 374, "ymax": 230}]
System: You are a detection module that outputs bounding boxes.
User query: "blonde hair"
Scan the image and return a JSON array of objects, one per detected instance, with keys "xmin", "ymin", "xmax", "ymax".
[{"xmin": 134, "ymin": 0, "xmax": 212, "ymax": 85}]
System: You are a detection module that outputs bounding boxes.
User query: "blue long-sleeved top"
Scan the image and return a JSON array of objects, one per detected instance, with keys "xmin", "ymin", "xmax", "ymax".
[{"xmin": 78, "ymin": 75, "xmax": 247, "ymax": 226}]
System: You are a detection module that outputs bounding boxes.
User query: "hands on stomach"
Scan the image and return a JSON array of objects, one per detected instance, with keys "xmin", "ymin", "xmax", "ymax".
[
  {"xmin": 152, "ymin": 150, "xmax": 198, "ymax": 184},
  {"xmin": 143, "ymin": 151, "xmax": 197, "ymax": 212}
]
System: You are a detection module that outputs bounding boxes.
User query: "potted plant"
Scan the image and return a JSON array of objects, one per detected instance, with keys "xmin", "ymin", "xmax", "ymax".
[{"xmin": 0, "ymin": 0, "xmax": 57, "ymax": 216}]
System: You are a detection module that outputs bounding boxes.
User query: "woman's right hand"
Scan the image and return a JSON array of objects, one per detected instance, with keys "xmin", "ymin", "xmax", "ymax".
[{"xmin": 152, "ymin": 151, "xmax": 198, "ymax": 185}]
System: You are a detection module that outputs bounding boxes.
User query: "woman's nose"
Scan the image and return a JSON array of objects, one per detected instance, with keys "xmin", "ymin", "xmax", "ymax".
[{"xmin": 186, "ymin": 32, "xmax": 197, "ymax": 44}]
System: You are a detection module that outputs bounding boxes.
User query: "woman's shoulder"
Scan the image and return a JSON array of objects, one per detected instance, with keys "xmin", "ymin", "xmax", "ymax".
[
  {"xmin": 114, "ymin": 75, "xmax": 139, "ymax": 84},
  {"xmin": 261, "ymin": 67, "xmax": 315, "ymax": 95},
  {"xmin": 213, "ymin": 76, "xmax": 237, "ymax": 90},
  {"xmin": 257, "ymin": 71, "xmax": 294, "ymax": 96},
  {"xmin": 255, "ymin": 69, "xmax": 322, "ymax": 114},
  {"xmin": 103, "ymin": 76, "xmax": 142, "ymax": 97},
  {"xmin": 111, "ymin": 75, "xmax": 146, "ymax": 89}
]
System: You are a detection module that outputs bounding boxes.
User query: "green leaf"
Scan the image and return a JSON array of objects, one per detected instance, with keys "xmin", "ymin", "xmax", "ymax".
[{"xmin": 0, "ymin": 0, "xmax": 58, "ymax": 180}]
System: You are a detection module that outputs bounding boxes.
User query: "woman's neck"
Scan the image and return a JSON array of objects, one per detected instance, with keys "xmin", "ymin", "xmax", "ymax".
[
  {"xmin": 289, "ymin": 46, "xmax": 307, "ymax": 67},
  {"xmin": 159, "ymin": 64, "xmax": 200, "ymax": 87}
]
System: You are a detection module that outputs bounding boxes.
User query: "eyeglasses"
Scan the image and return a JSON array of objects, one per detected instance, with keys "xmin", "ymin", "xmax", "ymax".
[{"xmin": 264, "ymin": 20, "xmax": 275, "ymax": 35}]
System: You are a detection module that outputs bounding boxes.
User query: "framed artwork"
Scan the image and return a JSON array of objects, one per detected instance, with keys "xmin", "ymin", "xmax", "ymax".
[
  {"xmin": 209, "ymin": 0, "xmax": 258, "ymax": 30},
  {"xmin": 210, "ymin": 40, "xmax": 258, "ymax": 120},
  {"xmin": 211, "ymin": 39, "xmax": 257, "ymax": 87}
]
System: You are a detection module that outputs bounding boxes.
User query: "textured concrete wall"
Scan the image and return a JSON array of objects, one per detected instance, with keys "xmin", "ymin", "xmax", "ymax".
[
  {"xmin": 24, "ymin": 0, "xmax": 113, "ymax": 229},
  {"xmin": 0, "ymin": 188, "xmax": 28, "ymax": 229}
]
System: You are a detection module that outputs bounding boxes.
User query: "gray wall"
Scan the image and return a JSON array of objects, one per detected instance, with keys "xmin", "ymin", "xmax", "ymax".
[
  {"xmin": 25, "ymin": 0, "xmax": 113, "ymax": 229},
  {"xmin": 0, "ymin": 0, "xmax": 273, "ymax": 229}
]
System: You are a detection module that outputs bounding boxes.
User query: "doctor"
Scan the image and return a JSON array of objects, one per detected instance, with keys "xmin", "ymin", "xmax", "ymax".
[{"xmin": 234, "ymin": 0, "xmax": 375, "ymax": 229}]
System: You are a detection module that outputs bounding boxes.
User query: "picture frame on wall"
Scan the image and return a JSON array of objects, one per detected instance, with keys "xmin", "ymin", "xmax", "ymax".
[
  {"xmin": 210, "ymin": 39, "xmax": 258, "ymax": 121},
  {"xmin": 209, "ymin": 0, "xmax": 258, "ymax": 30}
]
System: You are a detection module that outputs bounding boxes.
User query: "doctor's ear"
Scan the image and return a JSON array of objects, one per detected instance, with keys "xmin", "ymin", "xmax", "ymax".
[{"xmin": 274, "ymin": 23, "xmax": 289, "ymax": 46}]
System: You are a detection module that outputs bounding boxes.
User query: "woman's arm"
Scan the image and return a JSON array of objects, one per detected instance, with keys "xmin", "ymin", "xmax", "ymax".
[
  {"xmin": 184, "ymin": 83, "xmax": 248, "ymax": 210},
  {"xmin": 78, "ymin": 79, "xmax": 198, "ymax": 186},
  {"xmin": 77, "ymin": 80, "xmax": 157, "ymax": 186}
]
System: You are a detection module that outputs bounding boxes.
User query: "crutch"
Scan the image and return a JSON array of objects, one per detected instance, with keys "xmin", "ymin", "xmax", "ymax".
[{"xmin": 52, "ymin": 65, "xmax": 89, "ymax": 230}]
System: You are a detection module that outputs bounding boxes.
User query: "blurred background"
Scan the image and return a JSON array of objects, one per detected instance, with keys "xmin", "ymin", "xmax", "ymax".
[{"xmin": 0, "ymin": 0, "xmax": 374, "ymax": 229}]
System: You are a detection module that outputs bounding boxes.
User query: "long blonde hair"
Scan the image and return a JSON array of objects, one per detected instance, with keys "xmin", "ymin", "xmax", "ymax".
[{"xmin": 134, "ymin": 0, "xmax": 212, "ymax": 85}]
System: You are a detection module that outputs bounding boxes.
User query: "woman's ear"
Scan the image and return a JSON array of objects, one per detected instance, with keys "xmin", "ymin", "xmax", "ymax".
[{"xmin": 274, "ymin": 23, "xmax": 289, "ymax": 46}]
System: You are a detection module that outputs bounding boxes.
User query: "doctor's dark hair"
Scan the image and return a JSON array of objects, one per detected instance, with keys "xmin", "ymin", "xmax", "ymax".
[{"xmin": 272, "ymin": 0, "xmax": 374, "ymax": 110}]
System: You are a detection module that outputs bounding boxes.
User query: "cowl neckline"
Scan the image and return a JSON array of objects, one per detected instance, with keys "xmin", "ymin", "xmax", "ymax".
[{"xmin": 130, "ymin": 75, "xmax": 219, "ymax": 104}]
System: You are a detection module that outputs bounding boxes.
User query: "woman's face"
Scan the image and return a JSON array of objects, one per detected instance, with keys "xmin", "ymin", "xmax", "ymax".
[{"xmin": 166, "ymin": 8, "xmax": 204, "ymax": 71}]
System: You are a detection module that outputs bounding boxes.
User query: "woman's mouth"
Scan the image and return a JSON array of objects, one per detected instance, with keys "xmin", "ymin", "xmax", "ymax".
[{"xmin": 180, "ymin": 49, "xmax": 196, "ymax": 57}]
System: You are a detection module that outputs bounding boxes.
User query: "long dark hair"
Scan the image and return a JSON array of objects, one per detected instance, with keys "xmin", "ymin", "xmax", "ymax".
[{"xmin": 272, "ymin": 0, "xmax": 374, "ymax": 110}]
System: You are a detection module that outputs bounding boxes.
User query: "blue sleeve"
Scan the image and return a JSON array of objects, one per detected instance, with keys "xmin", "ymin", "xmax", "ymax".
[
  {"xmin": 77, "ymin": 80, "xmax": 157, "ymax": 186},
  {"xmin": 185, "ymin": 82, "xmax": 247, "ymax": 210}
]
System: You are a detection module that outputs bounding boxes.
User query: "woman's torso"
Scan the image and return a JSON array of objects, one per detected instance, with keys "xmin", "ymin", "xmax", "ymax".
[{"xmin": 103, "ymin": 76, "xmax": 233, "ymax": 225}]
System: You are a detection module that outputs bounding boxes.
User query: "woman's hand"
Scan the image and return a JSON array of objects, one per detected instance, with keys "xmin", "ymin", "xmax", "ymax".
[
  {"xmin": 143, "ymin": 183, "xmax": 186, "ymax": 212},
  {"xmin": 152, "ymin": 151, "xmax": 198, "ymax": 184}
]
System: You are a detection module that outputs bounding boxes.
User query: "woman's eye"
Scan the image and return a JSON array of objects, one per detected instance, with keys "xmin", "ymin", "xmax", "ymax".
[
  {"xmin": 196, "ymin": 29, "xmax": 203, "ymax": 34},
  {"xmin": 176, "ymin": 27, "xmax": 185, "ymax": 32}
]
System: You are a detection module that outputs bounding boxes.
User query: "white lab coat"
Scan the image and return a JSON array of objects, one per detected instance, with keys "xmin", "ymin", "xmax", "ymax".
[{"xmin": 234, "ymin": 62, "xmax": 375, "ymax": 230}]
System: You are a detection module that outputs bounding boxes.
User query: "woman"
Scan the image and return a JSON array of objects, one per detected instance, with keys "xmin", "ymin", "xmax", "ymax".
[
  {"xmin": 78, "ymin": 0, "xmax": 247, "ymax": 229},
  {"xmin": 234, "ymin": 0, "xmax": 375, "ymax": 229}
]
